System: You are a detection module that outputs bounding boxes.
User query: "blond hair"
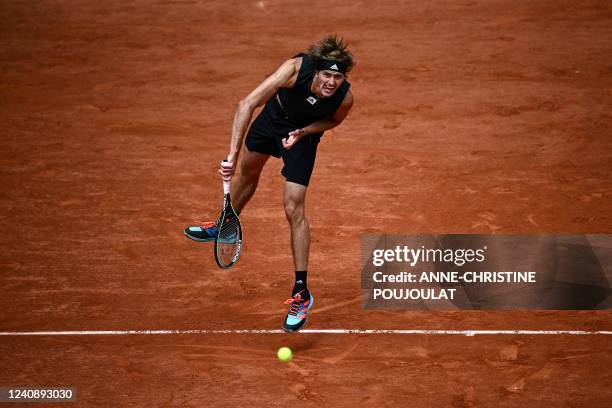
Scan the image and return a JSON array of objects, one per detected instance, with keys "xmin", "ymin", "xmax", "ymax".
[{"xmin": 307, "ymin": 34, "xmax": 355, "ymax": 73}]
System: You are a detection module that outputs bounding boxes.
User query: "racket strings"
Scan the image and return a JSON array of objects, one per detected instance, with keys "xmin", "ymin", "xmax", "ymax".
[
  {"xmin": 219, "ymin": 216, "xmax": 239, "ymax": 241},
  {"xmin": 216, "ymin": 215, "xmax": 241, "ymax": 267}
]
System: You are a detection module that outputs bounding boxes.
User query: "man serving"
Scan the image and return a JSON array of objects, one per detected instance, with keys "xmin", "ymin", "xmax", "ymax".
[{"xmin": 185, "ymin": 34, "xmax": 355, "ymax": 332}]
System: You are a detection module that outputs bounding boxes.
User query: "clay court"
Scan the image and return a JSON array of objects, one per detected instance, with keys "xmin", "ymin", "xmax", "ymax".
[{"xmin": 1, "ymin": 0, "xmax": 611, "ymax": 406}]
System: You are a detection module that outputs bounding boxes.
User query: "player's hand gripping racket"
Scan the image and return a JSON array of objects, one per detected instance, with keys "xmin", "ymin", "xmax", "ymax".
[{"xmin": 214, "ymin": 161, "xmax": 243, "ymax": 269}]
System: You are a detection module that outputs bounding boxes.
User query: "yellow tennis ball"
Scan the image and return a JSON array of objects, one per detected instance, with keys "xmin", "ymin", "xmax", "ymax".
[{"xmin": 277, "ymin": 346, "xmax": 292, "ymax": 362}]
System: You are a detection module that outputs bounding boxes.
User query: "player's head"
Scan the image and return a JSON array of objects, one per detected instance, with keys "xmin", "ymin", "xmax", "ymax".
[{"xmin": 308, "ymin": 34, "xmax": 355, "ymax": 98}]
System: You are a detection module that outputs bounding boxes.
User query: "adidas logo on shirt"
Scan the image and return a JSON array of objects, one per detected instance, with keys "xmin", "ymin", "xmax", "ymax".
[
  {"xmin": 330, "ymin": 64, "xmax": 338, "ymax": 70},
  {"xmin": 306, "ymin": 96, "xmax": 317, "ymax": 105}
]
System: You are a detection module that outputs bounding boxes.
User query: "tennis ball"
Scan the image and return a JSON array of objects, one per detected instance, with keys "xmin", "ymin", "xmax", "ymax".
[{"xmin": 277, "ymin": 346, "xmax": 293, "ymax": 362}]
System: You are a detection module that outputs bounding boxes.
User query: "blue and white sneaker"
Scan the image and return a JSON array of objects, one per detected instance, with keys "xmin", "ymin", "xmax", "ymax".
[
  {"xmin": 184, "ymin": 221, "xmax": 218, "ymax": 243},
  {"xmin": 283, "ymin": 290, "xmax": 314, "ymax": 333}
]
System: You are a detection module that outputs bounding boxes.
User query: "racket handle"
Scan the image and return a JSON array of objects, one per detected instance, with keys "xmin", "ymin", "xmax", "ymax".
[{"xmin": 221, "ymin": 159, "xmax": 231, "ymax": 195}]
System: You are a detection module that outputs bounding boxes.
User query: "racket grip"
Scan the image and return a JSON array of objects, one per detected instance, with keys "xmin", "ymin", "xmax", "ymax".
[{"xmin": 221, "ymin": 159, "xmax": 231, "ymax": 195}]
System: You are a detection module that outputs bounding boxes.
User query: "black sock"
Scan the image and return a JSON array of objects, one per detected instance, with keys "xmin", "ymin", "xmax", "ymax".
[{"xmin": 293, "ymin": 270, "xmax": 309, "ymax": 298}]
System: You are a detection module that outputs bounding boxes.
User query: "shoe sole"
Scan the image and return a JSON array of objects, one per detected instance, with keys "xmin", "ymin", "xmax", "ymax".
[
  {"xmin": 283, "ymin": 295, "xmax": 314, "ymax": 333},
  {"xmin": 282, "ymin": 319, "xmax": 308, "ymax": 333}
]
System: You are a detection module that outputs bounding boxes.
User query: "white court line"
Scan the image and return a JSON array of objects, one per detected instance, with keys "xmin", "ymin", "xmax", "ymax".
[{"xmin": 0, "ymin": 330, "xmax": 610, "ymax": 337}]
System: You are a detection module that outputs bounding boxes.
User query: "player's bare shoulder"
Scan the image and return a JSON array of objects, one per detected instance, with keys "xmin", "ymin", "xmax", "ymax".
[
  {"xmin": 332, "ymin": 89, "xmax": 354, "ymax": 124},
  {"xmin": 342, "ymin": 89, "xmax": 354, "ymax": 107},
  {"xmin": 338, "ymin": 89, "xmax": 354, "ymax": 113},
  {"xmin": 280, "ymin": 57, "xmax": 303, "ymax": 88}
]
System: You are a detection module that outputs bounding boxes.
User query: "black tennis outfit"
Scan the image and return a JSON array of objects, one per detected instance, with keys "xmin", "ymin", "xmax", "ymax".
[{"xmin": 245, "ymin": 54, "xmax": 351, "ymax": 186}]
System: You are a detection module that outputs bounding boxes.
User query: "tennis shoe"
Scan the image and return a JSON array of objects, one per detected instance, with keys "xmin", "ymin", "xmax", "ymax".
[
  {"xmin": 184, "ymin": 221, "xmax": 218, "ymax": 243},
  {"xmin": 283, "ymin": 290, "xmax": 314, "ymax": 333}
]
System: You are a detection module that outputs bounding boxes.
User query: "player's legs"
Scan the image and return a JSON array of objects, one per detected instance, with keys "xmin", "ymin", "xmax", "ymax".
[
  {"xmin": 283, "ymin": 181, "xmax": 309, "ymax": 271},
  {"xmin": 231, "ymin": 147, "xmax": 269, "ymax": 213},
  {"xmin": 277, "ymin": 134, "xmax": 323, "ymax": 332}
]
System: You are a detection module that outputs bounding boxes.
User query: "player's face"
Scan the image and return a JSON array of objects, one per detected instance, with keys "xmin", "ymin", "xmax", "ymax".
[{"xmin": 315, "ymin": 70, "xmax": 346, "ymax": 98}]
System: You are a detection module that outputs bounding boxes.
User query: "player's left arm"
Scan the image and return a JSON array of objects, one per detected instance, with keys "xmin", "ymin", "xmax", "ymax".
[{"xmin": 282, "ymin": 90, "xmax": 354, "ymax": 149}]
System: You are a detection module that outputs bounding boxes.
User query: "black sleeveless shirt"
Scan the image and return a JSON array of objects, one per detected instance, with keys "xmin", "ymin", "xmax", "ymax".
[{"xmin": 263, "ymin": 53, "xmax": 351, "ymax": 130}]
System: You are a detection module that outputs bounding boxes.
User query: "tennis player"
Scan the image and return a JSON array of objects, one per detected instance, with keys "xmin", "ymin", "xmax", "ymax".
[{"xmin": 185, "ymin": 35, "xmax": 355, "ymax": 332}]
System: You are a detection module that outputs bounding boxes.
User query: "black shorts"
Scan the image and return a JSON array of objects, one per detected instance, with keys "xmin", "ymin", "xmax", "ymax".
[{"xmin": 245, "ymin": 110, "xmax": 321, "ymax": 187}]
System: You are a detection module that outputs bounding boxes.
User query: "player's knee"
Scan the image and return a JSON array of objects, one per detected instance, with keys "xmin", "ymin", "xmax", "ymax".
[{"xmin": 284, "ymin": 200, "xmax": 305, "ymax": 224}]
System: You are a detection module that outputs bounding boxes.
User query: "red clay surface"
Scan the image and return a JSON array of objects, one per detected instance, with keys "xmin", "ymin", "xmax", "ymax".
[{"xmin": 1, "ymin": 0, "xmax": 611, "ymax": 406}]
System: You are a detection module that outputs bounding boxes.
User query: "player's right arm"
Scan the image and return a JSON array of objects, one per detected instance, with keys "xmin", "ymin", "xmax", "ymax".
[{"xmin": 220, "ymin": 58, "xmax": 301, "ymax": 180}]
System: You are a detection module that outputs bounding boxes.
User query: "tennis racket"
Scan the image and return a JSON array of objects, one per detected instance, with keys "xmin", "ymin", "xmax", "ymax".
[{"xmin": 214, "ymin": 169, "xmax": 243, "ymax": 269}]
